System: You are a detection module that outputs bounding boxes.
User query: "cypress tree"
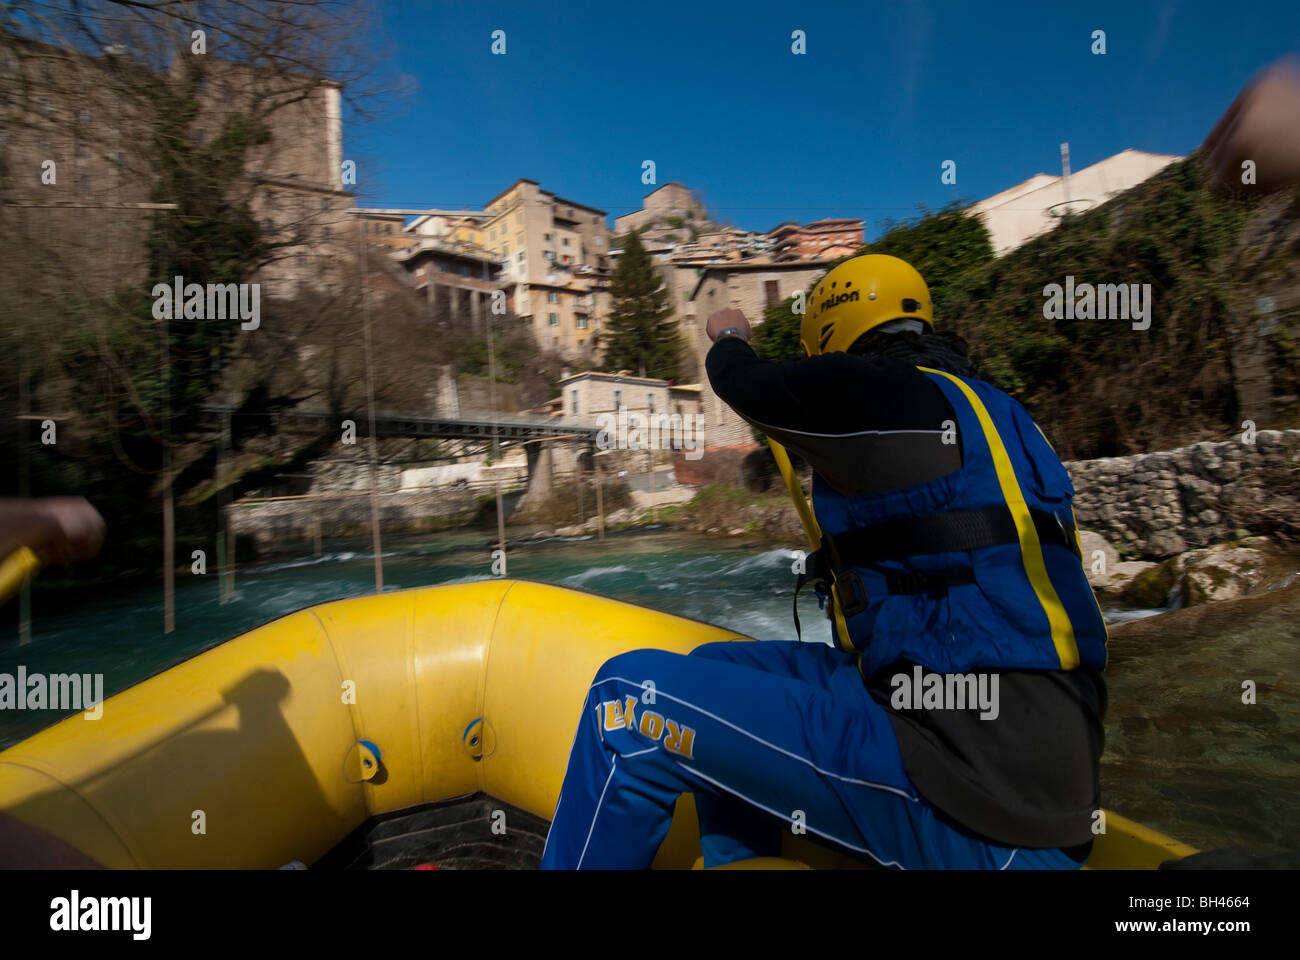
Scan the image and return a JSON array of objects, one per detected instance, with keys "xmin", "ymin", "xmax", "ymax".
[{"xmin": 601, "ymin": 231, "xmax": 683, "ymax": 379}]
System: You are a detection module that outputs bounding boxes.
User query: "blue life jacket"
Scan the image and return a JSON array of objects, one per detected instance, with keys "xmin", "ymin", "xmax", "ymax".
[{"xmin": 811, "ymin": 366, "xmax": 1108, "ymax": 678}]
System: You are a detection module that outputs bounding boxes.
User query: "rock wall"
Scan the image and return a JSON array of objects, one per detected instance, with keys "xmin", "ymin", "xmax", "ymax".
[{"xmin": 1066, "ymin": 429, "xmax": 1300, "ymax": 558}]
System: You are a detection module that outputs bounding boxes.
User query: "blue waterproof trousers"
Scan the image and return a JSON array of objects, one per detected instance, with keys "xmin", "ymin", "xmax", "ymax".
[{"xmin": 540, "ymin": 639, "xmax": 1082, "ymax": 870}]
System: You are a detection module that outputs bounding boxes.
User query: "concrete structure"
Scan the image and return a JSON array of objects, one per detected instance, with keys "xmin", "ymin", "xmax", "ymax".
[
  {"xmin": 389, "ymin": 237, "xmax": 503, "ymax": 335},
  {"xmin": 770, "ymin": 218, "xmax": 864, "ymax": 262},
  {"xmin": 970, "ymin": 148, "xmax": 1182, "ymax": 256},
  {"xmin": 687, "ymin": 260, "xmax": 835, "ymax": 446},
  {"xmin": 481, "ymin": 179, "xmax": 613, "ymax": 360}
]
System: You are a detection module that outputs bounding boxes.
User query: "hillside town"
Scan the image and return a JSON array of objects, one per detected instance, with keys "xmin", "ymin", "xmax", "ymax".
[{"xmin": 4, "ymin": 1, "xmax": 1300, "ymax": 887}]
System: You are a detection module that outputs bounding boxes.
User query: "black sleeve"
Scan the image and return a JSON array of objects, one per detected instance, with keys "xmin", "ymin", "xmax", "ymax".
[{"xmin": 705, "ymin": 336, "xmax": 954, "ymax": 434}]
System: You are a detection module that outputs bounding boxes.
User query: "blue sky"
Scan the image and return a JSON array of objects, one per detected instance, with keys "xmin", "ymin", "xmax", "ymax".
[{"xmin": 346, "ymin": 0, "xmax": 1295, "ymax": 240}]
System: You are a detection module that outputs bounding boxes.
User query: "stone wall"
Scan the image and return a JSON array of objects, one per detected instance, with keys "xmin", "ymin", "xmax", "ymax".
[
  {"xmin": 1066, "ymin": 429, "xmax": 1300, "ymax": 557},
  {"xmin": 229, "ymin": 489, "xmax": 480, "ymax": 548}
]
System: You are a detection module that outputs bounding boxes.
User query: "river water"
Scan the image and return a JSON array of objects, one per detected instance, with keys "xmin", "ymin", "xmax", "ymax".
[{"xmin": 1, "ymin": 527, "xmax": 1294, "ymax": 857}]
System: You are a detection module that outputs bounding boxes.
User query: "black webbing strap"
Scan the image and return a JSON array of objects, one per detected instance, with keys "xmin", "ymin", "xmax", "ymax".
[{"xmin": 824, "ymin": 504, "xmax": 1079, "ymax": 569}]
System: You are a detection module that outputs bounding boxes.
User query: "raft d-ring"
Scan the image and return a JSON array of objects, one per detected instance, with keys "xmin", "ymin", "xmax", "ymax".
[
  {"xmin": 343, "ymin": 739, "xmax": 383, "ymax": 783},
  {"xmin": 462, "ymin": 718, "xmax": 497, "ymax": 761}
]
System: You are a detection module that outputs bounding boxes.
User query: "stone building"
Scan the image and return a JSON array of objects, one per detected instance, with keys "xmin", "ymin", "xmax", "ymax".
[
  {"xmin": 0, "ymin": 38, "xmax": 355, "ymax": 302},
  {"xmin": 613, "ymin": 182, "xmax": 706, "ymax": 240},
  {"xmin": 687, "ymin": 259, "xmax": 835, "ymax": 446}
]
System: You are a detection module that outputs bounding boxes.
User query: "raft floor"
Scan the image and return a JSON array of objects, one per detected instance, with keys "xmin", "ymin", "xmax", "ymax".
[{"xmin": 315, "ymin": 792, "xmax": 548, "ymax": 870}]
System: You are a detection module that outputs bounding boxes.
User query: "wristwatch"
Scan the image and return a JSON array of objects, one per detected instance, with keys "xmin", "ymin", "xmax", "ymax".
[{"xmin": 716, "ymin": 326, "xmax": 750, "ymax": 342}]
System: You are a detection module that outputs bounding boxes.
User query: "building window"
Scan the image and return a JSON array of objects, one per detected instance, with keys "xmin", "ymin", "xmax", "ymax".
[
  {"xmin": 571, "ymin": 390, "xmax": 579, "ymax": 415},
  {"xmin": 548, "ymin": 313, "xmax": 558, "ymax": 326},
  {"xmin": 764, "ymin": 280, "xmax": 780, "ymax": 307},
  {"xmin": 517, "ymin": 251, "xmax": 525, "ymax": 263},
  {"xmin": 613, "ymin": 389, "xmax": 622, "ymax": 409},
  {"xmin": 544, "ymin": 233, "xmax": 552, "ymax": 241},
  {"xmin": 548, "ymin": 291, "xmax": 559, "ymax": 303},
  {"xmin": 562, "ymin": 238, "xmax": 570, "ymax": 247},
  {"xmin": 648, "ymin": 393, "xmax": 655, "ymax": 414},
  {"xmin": 576, "ymin": 315, "xmax": 588, "ymax": 329}
]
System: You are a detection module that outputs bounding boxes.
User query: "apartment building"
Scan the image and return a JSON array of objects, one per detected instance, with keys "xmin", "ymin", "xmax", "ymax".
[
  {"xmin": 353, "ymin": 209, "xmax": 418, "ymax": 250},
  {"xmin": 770, "ymin": 218, "xmax": 864, "ymax": 261},
  {"xmin": 405, "ymin": 212, "xmax": 487, "ymax": 247},
  {"xmin": 481, "ymin": 178, "xmax": 612, "ymax": 359}
]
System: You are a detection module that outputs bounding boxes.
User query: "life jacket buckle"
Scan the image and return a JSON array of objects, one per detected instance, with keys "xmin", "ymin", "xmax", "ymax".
[{"xmin": 832, "ymin": 569, "xmax": 869, "ymax": 617}]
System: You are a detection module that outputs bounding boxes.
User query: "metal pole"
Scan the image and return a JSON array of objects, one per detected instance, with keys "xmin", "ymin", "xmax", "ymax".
[
  {"xmin": 577, "ymin": 455, "xmax": 585, "ymax": 523},
  {"xmin": 360, "ymin": 228, "xmax": 384, "ymax": 592},
  {"xmin": 217, "ymin": 408, "xmax": 233, "ymax": 603},
  {"xmin": 648, "ymin": 448, "xmax": 656, "ymax": 522},
  {"xmin": 17, "ymin": 321, "xmax": 30, "ymax": 646},
  {"xmin": 486, "ymin": 300, "xmax": 505, "ymax": 558},
  {"xmin": 161, "ymin": 291, "xmax": 174, "ymax": 634},
  {"xmin": 1061, "ymin": 142, "xmax": 1072, "ymax": 203}
]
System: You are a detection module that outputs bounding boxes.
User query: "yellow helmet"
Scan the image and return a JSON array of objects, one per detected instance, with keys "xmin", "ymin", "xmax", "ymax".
[{"xmin": 800, "ymin": 254, "xmax": 934, "ymax": 356}]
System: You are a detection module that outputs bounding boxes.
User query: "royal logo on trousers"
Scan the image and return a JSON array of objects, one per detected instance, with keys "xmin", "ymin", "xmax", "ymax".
[{"xmin": 599, "ymin": 695, "xmax": 696, "ymax": 759}]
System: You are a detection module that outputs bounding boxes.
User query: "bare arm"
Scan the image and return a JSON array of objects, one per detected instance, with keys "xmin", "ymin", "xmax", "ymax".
[
  {"xmin": 0, "ymin": 497, "xmax": 105, "ymax": 566},
  {"xmin": 1203, "ymin": 55, "xmax": 1300, "ymax": 193}
]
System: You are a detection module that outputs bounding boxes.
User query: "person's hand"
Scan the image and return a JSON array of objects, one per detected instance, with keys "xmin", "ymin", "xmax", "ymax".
[
  {"xmin": 706, "ymin": 308, "xmax": 752, "ymax": 343},
  {"xmin": 1204, "ymin": 56, "xmax": 1300, "ymax": 193},
  {"xmin": 29, "ymin": 497, "xmax": 105, "ymax": 565}
]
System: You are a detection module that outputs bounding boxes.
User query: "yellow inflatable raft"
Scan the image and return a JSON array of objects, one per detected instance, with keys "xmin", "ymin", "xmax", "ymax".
[{"xmin": 0, "ymin": 579, "xmax": 1196, "ymax": 869}]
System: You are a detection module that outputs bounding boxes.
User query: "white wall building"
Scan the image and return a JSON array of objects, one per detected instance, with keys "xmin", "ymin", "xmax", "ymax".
[{"xmin": 970, "ymin": 148, "xmax": 1182, "ymax": 256}]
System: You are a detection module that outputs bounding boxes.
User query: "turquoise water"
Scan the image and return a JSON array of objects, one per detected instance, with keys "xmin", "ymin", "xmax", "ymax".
[
  {"xmin": 1, "ymin": 527, "xmax": 1295, "ymax": 856},
  {"xmin": 0, "ymin": 529, "xmax": 805, "ymax": 750}
]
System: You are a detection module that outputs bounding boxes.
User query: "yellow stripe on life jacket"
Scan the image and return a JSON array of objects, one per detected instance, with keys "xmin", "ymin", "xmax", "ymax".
[
  {"xmin": 917, "ymin": 367, "xmax": 1081, "ymax": 670},
  {"xmin": 768, "ymin": 438, "xmax": 855, "ymax": 652}
]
